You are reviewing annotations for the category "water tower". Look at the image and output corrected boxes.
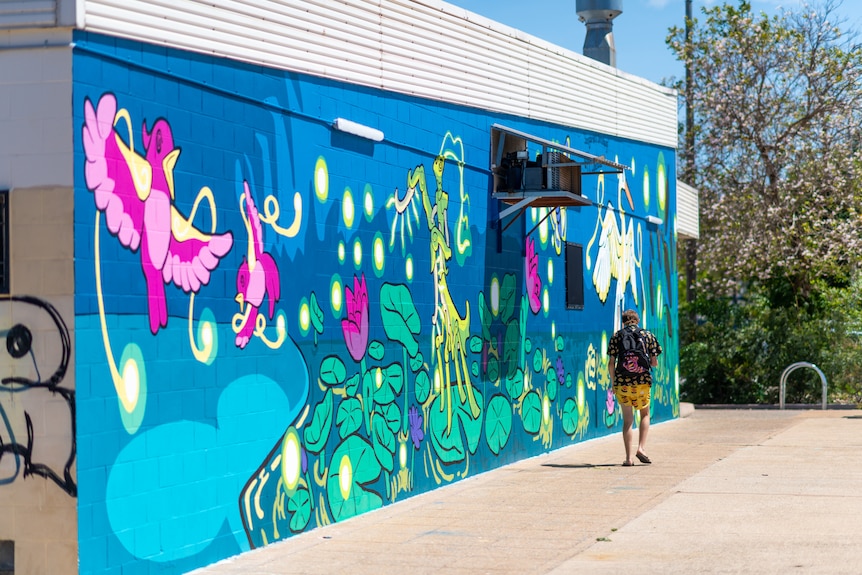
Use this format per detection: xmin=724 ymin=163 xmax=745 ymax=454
xmin=576 ymin=0 xmax=623 ymax=67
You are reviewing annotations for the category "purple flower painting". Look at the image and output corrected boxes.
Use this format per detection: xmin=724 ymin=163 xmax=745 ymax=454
xmin=408 ymin=405 xmax=424 ymax=450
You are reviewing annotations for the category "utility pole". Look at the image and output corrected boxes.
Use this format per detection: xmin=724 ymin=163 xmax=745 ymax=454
xmin=684 ymin=0 xmax=697 ymax=319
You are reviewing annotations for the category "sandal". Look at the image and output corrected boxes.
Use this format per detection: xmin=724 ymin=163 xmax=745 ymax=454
xmin=636 ymin=452 xmax=652 ymax=464
xmin=622 ymin=460 xmax=634 ymax=467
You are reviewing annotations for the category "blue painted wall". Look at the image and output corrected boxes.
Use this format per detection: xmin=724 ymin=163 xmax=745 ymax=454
xmin=73 ymin=31 xmax=679 ymax=574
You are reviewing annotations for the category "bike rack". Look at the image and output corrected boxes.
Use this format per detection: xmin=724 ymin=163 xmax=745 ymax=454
xmin=779 ymin=362 xmax=827 ymax=410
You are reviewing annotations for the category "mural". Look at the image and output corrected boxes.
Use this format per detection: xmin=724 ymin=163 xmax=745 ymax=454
xmin=82 ymin=93 xmax=234 ymax=335
xmin=73 ymin=34 xmax=677 ymax=574
xmin=0 ymin=295 xmax=76 ymax=496
xmin=234 ymin=182 xmax=282 ymax=350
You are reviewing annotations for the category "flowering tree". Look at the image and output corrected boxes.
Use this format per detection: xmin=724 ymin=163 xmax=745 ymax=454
xmin=667 ymin=1 xmax=862 ymax=404
xmin=668 ymin=0 xmax=862 ymax=302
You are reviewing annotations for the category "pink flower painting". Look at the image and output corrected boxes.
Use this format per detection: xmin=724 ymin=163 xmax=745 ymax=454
xmin=341 ymin=274 xmax=369 ymax=362
xmin=525 ymin=237 xmax=542 ymax=314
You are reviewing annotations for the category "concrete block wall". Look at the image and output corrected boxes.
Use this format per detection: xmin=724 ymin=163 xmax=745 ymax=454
xmin=0 ymin=186 xmax=77 ymax=575
xmin=0 ymin=42 xmax=77 ymax=575
xmin=0 ymin=47 xmax=73 ymax=190
xmin=71 ymin=30 xmax=679 ymax=575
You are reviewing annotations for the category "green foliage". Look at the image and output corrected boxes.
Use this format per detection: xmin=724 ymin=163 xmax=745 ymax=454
xmin=668 ymin=0 xmax=862 ymax=299
xmin=532 ymin=349 xmax=543 ymax=373
xmin=671 ymin=1 xmax=862 ymax=405
xmin=680 ymin=274 xmax=862 ymax=404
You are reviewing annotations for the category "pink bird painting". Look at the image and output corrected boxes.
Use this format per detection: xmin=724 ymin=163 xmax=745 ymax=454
xmin=82 ymin=93 xmax=234 ymax=334
xmin=234 ymin=181 xmax=281 ymax=349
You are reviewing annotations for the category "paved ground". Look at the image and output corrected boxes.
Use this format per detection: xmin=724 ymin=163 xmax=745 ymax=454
xmin=190 ymin=406 xmax=862 ymax=575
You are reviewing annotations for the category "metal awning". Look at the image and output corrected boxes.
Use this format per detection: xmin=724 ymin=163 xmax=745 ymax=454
xmin=490 ymin=124 xmax=630 ymax=228
xmin=491 ymin=123 xmax=630 ymax=173
xmin=494 ymin=190 xmax=590 ymax=222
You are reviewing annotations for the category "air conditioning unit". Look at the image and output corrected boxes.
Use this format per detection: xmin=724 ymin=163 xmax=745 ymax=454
xmin=546 ymin=152 xmax=581 ymax=195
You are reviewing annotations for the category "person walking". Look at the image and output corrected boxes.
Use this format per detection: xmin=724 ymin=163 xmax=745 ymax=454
xmin=607 ymin=309 xmax=662 ymax=466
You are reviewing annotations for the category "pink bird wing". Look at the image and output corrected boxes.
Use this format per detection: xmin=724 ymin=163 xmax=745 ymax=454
xmin=243 ymin=182 xmax=264 ymax=260
xmin=82 ymin=93 xmax=147 ymax=251
xmin=258 ymin=251 xmax=281 ymax=318
xmin=162 ymin=206 xmax=234 ymax=293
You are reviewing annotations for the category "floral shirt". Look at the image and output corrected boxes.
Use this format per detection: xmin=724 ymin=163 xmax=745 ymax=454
xmin=607 ymin=325 xmax=662 ymax=386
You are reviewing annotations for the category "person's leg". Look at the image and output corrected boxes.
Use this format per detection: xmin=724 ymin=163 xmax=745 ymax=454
xmin=636 ymin=405 xmax=650 ymax=459
xmin=621 ymin=404 xmax=634 ymax=465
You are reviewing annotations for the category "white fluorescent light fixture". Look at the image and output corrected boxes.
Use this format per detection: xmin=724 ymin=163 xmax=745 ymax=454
xmin=332 ymin=118 xmax=384 ymax=142
xmin=646 ymin=215 xmax=663 ymax=226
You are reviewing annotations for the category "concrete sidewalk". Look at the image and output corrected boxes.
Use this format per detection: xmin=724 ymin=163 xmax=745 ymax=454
xmin=190 ymin=408 xmax=862 ymax=575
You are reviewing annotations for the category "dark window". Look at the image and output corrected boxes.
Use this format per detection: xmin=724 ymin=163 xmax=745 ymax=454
xmin=566 ymin=242 xmax=584 ymax=310
xmin=0 ymin=191 xmax=7 ymax=294
xmin=0 ymin=539 xmax=12 ymax=575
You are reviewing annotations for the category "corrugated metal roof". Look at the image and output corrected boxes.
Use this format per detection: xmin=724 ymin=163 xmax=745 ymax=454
xmin=75 ymin=0 xmax=678 ymax=148
xmin=0 ymin=0 xmax=57 ymax=29
xmin=676 ymin=180 xmax=699 ymax=240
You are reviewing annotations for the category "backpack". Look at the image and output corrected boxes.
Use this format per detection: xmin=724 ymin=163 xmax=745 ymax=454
xmin=616 ymin=326 xmax=651 ymax=376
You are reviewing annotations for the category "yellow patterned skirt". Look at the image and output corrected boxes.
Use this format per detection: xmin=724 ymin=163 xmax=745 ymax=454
xmin=613 ymin=382 xmax=651 ymax=409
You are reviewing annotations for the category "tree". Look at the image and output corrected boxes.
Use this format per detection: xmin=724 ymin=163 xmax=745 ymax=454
xmin=667 ymin=1 xmax=862 ymax=404
xmin=668 ymin=0 xmax=862 ymax=302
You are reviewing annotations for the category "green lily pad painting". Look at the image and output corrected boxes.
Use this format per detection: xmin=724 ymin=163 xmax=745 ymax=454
xmin=485 ymin=394 xmax=512 ymax=455
xmin=304 ymin=389 xmax=334 ymax=454
xmin=521 ymin=390 xmax=542 ymax=434
xmin=327 ymin=436 xmax=383 ymax=522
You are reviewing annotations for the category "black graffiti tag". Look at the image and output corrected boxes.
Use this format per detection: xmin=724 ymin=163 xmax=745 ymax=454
xmin=0 ymin=295 xmax=76 ymax=497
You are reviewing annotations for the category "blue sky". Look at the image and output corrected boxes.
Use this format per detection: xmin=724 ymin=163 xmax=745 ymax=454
xmin=444 ymin=0 xmax=862 ymax=85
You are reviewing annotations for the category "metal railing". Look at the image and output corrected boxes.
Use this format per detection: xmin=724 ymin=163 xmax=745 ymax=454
xmin=779 ymin=362 xmax=828 ymax=410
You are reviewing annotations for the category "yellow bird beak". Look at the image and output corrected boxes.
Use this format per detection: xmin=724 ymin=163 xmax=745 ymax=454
xmin=163 ymin=148 xmax=181 ymax=200
xmin=622 ymin=180 xmax=634 ymax=211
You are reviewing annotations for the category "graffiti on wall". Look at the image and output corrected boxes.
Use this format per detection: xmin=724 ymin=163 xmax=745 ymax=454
xmin=0 ymin=295 xmax=76 ymax=496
